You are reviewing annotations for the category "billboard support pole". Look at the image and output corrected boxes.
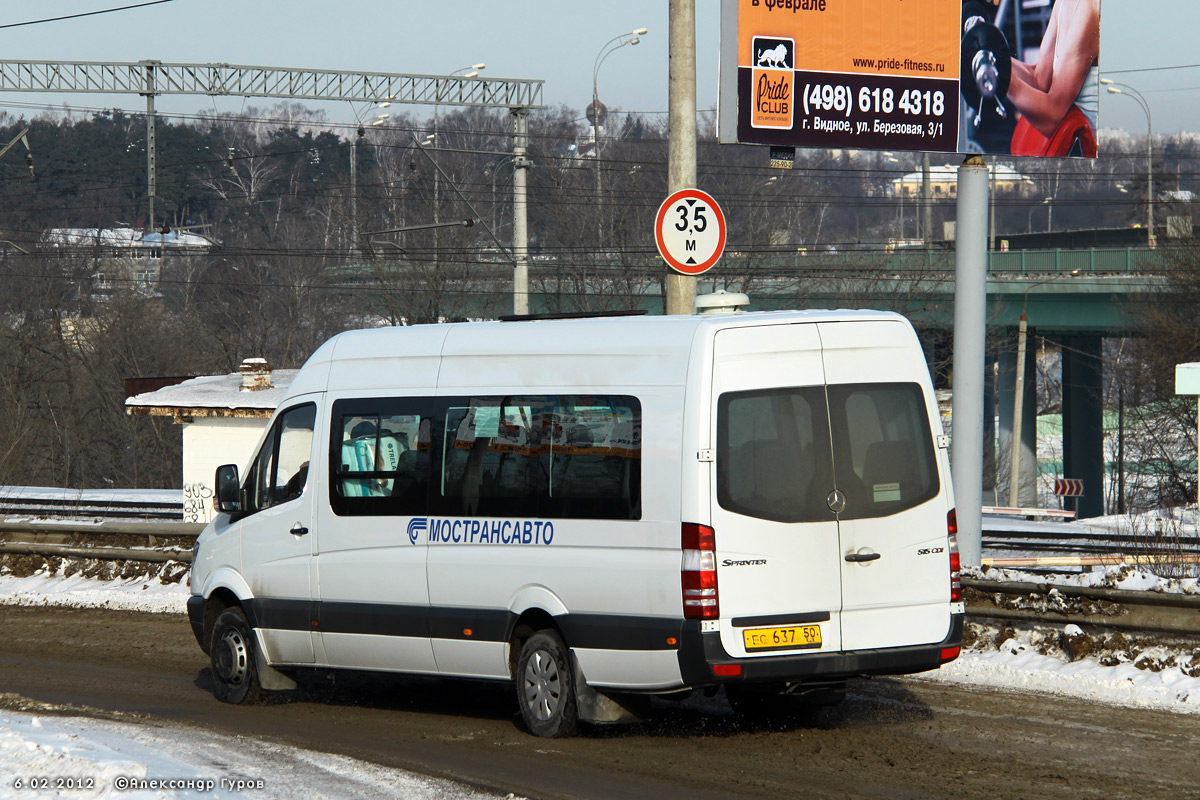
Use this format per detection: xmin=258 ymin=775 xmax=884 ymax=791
xmin=665 ymin=0 xmax=697 ymax=315
xmin=953 ymin=156 xmax=989 ymax=567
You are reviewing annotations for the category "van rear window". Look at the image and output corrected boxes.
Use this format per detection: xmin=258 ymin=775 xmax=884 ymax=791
xmin=827 ymin=383 xmax=939 ymax=520
xmin=717 ymin=387 xmax=833 ymax=523
xmin=717 ymin=383 xmax=938 ymax=523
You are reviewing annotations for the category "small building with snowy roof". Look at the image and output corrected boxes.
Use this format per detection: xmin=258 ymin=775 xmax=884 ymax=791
xmin=42 ymin=226 xmax=215 ymax=289
xmin=126 ymin=359 xmax=293 ymax=522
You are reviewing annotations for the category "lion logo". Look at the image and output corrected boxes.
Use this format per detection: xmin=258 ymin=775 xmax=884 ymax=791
xmin=756 ymin=43 xmax=790 ymax=69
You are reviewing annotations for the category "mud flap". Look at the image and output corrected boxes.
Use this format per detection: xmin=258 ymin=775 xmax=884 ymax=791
xmin=254 ymin=645 xmax=298 ymax=692
xmin=571 ymin=653 xmax=649 ymax=725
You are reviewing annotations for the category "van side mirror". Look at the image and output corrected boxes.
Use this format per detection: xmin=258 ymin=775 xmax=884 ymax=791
xmin=214 ymin=464 xmax=242 ymax=513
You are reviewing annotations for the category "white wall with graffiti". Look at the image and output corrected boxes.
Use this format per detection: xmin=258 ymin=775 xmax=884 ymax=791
xmin=181 ymin=417 xmax=270 ymax=523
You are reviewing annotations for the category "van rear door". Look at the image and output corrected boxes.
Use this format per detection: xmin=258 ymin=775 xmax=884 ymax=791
xmin=710 ymin=324 xmax=844 ymax=657
xmin=817 ymin=320 xmax=951 ymax=651
xmin=710 ymin=319 xmax=951 ymax=660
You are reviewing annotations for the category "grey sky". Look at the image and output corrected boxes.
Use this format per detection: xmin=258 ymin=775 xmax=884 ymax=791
xmin=0 ymin=1 xmax=1195 ymax=138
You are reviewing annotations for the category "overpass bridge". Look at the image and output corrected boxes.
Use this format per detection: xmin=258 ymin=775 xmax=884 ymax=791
xmin=558 ymin=245 xmax=1168 ymax=519
xmin=736 ymin=245 xmax=1172 ymax=519
xmin=741 ymin=246 xmax=1164 ymax=336
xmin=340 ymin=244 xmax=1177 ymax=519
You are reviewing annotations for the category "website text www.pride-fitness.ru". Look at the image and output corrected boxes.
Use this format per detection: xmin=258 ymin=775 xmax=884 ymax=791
xmin=851 ymin=57 xmax=945 ymax=73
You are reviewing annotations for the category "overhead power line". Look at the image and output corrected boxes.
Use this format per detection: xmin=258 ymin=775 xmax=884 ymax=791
xmin=1105 ymin=63 xmax=1200 ymax=75
xmin=0 ymin=0 xmax=174 ymax=30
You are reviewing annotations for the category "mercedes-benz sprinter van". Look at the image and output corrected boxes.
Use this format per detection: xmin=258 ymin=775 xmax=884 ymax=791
xmin=189 ymin=309 xmax=963 ymax=737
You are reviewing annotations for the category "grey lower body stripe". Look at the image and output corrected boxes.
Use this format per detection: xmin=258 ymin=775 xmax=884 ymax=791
xmin=245 ymin=598 xmax=681 ymax=651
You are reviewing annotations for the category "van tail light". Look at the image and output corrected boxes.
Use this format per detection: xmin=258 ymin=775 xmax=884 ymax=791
xmin=947 ymin=509 xmax=962 ymax=602
xmin=682 ymin=523 xmax=719 ymax=620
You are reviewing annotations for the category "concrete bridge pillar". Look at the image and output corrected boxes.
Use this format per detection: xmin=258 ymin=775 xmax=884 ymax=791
xmin=983 ymin=358 xmax=997 ymax=505
xmin=997 ymin=345 xmax=1039 ymax=507
xmin=1062 ymin=335 xmax=1105 ymax=518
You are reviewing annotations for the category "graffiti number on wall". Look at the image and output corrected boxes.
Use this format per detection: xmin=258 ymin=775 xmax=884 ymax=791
xmin=183 ymin=482 xmax=214 ymax=523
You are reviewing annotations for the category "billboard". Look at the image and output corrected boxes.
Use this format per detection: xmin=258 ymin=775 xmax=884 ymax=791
xmin=718 ymin=0 xmax=1100 ymax=158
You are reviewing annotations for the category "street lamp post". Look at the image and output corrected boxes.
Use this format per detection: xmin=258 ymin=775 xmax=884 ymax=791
xmin=592 ymin=28 xmax=647 ymax=245
xmin=1008 ymin=270 xmax=1080 ymax=507
xmin=1102 ymin=79 xmax=1153 ymax=246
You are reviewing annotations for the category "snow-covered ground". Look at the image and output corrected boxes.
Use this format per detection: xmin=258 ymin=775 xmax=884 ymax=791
xmin=0 ymin=574 xmax=520 ymax=800
xmin=2 ymin=536 xmax=1200 ymax=797
xmin=0 ymin=571 xmax=187 ymax=614
xmin=917 ymin=626 xmax=1200 ymax=715
xmin=0 ymin=710 xmax=515 ymax=800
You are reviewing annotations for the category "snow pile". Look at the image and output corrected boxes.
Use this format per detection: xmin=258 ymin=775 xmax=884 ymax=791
xmin=952 ymin=562 xmax=1200 ymax=713
xmin=921 ymin=627 xmax=1200 ymax=715
xmin=0 ymin=711 xmax=517 ymax=800
xmin=0 ymin=569 xmax=188 ymax=614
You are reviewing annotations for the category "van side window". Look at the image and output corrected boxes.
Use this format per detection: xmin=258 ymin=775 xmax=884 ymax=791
xmin=440 ymin=395 xmax=641 ymax=521
xmin=717 ymin=388 xmax=833 ymax=523
xmin=242 ymin=403 xmax=317 ymax=514
xmin=329 ymin=395 xmax=641 ymax=520
xmin=330 ymin=400 xmax=436 ymax=516
xmin=544 ymin=396 xmax=641 ymax=520
xmin=442 ymin=398 xmax=546 ymax=517
xmin=826 ymin=383 xmax=938 ymax=520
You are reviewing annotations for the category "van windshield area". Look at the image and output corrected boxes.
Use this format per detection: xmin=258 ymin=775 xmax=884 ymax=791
xmin=717 ymin=383 xmax=938 ymax=523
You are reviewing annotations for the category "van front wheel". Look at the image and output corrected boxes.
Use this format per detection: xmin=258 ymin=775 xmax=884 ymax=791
xmin=516 ymin=630 xmax=578 ymax=738
xmin=210 ymin=607 xmax=264 ymax=705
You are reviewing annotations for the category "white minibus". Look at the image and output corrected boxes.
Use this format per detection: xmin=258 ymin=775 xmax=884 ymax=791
xmin=189 ymin=309 xmax=963 ymax=737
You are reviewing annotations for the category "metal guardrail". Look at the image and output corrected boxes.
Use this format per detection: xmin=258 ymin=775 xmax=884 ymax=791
xmin=3 ymin=523 xmax=1197 ymax=637
xmin=0 ymin=541 xmax=191 ymax=563
xmin=0 ymin=519 xmax=200 ymax=564
xmin=962 ymin=577 xmax=1200 ymax=638
xmin=0 ymin=495 xmax=183 ymax=522
xmin=0 ymin=519 xmax=201 ymax=538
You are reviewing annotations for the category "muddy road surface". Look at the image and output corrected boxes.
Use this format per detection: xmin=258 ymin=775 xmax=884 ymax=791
xmin=0 ymin=605 xmax=1196 ymax=800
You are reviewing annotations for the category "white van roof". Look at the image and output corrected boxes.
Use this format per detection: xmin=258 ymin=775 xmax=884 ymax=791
xmin=284 ymin=309 xmax=909 ymax=400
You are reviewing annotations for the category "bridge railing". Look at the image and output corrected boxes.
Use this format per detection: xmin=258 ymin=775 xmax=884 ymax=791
xmin=720 ymin=247 xmax=1164 ymax=276
xmin=986 ymin=247 xmax=1160 ymax=276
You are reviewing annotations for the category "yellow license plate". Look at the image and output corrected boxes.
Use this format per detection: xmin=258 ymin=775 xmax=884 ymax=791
xmin=743 ymin=624 xmax=822 ymax=652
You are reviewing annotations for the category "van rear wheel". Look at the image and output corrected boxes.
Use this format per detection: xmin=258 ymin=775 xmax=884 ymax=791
xmin=210 ymin=607 xmax=264 ymax=705
xmin=516 ymin=630 xmax=578 ymax=738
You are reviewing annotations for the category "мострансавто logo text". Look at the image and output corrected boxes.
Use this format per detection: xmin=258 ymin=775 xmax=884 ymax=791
xmin=407 ymin=517 xmax=555 ymax=546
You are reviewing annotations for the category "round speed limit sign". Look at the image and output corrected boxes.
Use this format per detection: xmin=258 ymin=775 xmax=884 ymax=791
xmin=654 ymin=188 xmax=727 ymax=275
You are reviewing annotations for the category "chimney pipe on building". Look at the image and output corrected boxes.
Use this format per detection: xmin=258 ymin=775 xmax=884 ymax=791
xmin=238 ymin=358 xmax=272 ymax=391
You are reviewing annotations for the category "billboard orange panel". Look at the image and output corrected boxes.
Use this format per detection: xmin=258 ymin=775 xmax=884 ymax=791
xmin=719 ymin=0 xmax=1101 ymax=158
xmin=737 ymin=0 xmax=960 ymax=80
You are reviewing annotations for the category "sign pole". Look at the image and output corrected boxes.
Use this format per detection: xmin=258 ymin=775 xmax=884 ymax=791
xmin=665 ymin=0 xmax=697 ymax=315
xmin=953 ymin=156 xmax=989 ymax=568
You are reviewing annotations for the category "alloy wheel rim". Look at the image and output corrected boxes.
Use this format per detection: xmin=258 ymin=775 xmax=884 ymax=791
xmin=523 ymin=649 xmax=561 ymax=721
